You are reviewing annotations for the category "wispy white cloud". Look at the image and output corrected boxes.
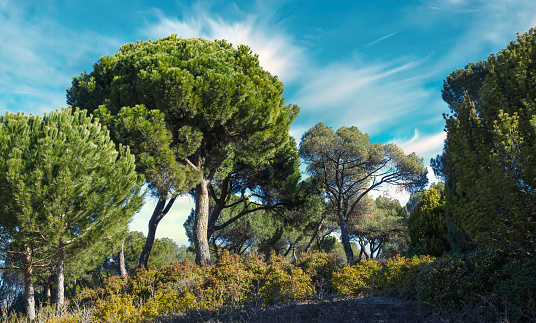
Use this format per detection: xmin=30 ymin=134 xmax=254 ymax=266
xmin=425 ymin=0 xmax=536 ymax=71
xmin=394 ymin=129 xmax=447 ymax=163
xmin=142 ymin=5 xmax=305 ymax=83
xmin=0 ymin=1 xmax=123 ymax=113
xmin=291 ymin=53 xmax=438 ymax=137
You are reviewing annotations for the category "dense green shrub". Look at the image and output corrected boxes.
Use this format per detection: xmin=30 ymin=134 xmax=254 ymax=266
xmin=6 ymin=250 xmax=536 ymax=321
xmin=154 ymin=260 xmax=205 ymax=289
xmin=206 ymin=250 xmax=255 ymax=306
xmin=139 ymin=285 xmax=198 ymax=319
xmin=495 ymin=256 xmax=536 ymax=319
xmin=414 ymin=250 xmax=536 ymax=320
xmin=92 ymin=293 xmax=138 ymax=323
xmin=416 ymin=251 xmax=507 ymax=307
xmin=101 ymin=275 xmax=129 ymax=295
xmin=127 ymin=266 xmax=160 ymax=300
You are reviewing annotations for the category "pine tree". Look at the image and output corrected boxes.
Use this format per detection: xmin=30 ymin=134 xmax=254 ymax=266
xmin=67 ymin=36 xmax=298 ymax=265
xmin=0 ymin=109 xmax=144 ymax=317
xmin=440 ymin=28 xmax=536 ymax=255
xmin=299 ymin=123 xmax=427 ymax=262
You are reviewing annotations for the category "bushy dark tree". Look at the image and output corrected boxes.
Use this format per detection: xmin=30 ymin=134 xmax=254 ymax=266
xmin=439 ymin=28 xmax=536 ymax=255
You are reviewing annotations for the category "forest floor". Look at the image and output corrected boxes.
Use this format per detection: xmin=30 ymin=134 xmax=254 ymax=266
xmin=153 ymin=294 xmax=503 ymax=323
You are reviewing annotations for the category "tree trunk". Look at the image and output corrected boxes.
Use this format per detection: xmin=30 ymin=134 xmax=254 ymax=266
xmin=56 ymin=240 xmax=65 ymax=309
xmin=305 ymin=213 xmax=328 ymax=253
xmin=338 ymin=215 xmax=354 ymax=263
xmin=119 ymin=240 xmax=127 ymax=276
xmin=22 ymin=245 xmax=35 ymax=320
xmin=358 ymin=242 xmax=365 ymax=261
xmin=139 ymin=195 xmax=176 ymax=268
xmin=212 ymin=239 xmax=220 ymax=261
xmin=206 ymin=176 xmax=230 ymax=240
xmin=194 ymin=178 xmax=211 ymax=265
xmin=284 ymin=244 xmax=293 ymax=257
xmin=45 ymin=273 xmax=53 ymax=301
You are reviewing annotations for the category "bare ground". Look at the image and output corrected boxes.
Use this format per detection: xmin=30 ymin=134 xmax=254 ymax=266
xmin=153 ymin=295 xmax=509 ymax=323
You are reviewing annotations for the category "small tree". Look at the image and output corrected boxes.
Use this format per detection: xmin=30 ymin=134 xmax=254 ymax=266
xmin=0 ymin=109 xmax=144 ymax=317
xmin=407 ymin=183 xmax=450 ymax=257
xmin=299 ymin=123 xmax=427 ymax=263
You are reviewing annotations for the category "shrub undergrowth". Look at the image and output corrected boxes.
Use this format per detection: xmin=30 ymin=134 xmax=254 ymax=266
xmin=2 ymin=250 xmax=534 ymax=322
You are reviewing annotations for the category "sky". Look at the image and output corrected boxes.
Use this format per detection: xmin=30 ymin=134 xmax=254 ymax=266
xmin=1 ymin=0 xmax=535 ymax=246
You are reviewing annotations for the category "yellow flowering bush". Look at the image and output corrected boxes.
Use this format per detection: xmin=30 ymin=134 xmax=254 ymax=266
xmin=91 ymin=293 xmax=138 ymax=323
xmin=205 ymin=250 xmax=255 ymax=307
xmin=331 ymin=259 xmax=381 ymax=295
xmin=259 ymin=254 xmax=314 ymax=304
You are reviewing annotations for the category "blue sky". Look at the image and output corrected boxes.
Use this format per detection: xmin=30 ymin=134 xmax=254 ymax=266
xmin=1 ymin=0 xmax=535 ymax=246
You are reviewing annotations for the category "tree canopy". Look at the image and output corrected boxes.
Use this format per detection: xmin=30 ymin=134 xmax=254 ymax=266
xmin=67 ymin=35 xmax=299 ymax=265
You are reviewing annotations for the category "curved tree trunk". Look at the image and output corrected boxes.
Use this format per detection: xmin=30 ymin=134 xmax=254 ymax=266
xmin=139 ymin=195 xmax=177 ymax=268
xmin=305 ymin=212 xmax=328 ymax=253
xmin=22 ymin=245 xmax=35 ymax=320
xmin=194 ymin=178 xmax=211 ymax=265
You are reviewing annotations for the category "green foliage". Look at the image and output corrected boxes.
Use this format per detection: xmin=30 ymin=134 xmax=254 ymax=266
xmin=5 ymin=250 xmax=535 ymax=321
xmin=91 ymin=293 xmax=138 ymax=323
xmin=71 ymin=250 xmax=314 ymax=319
xmin=206 ymin=251 xmax=255 ymax=306
xmin=331 ymin=255 xmax=436 ymax=298
xmin=350 ymin=196 xmax=409 ymax=259
xmin=0 ymin=109 xmax=144 ymax=253
xmin=416 ymin=251 xmax=507 ymax=308
xmin=378 ymin=255 xmax=435 ymax=298
xmin=440 ymin=28 xmax=536 ymax=254
xmin=0 ymin=108 xmax=144 ymax=316
xmin=414 ymin=251 xmax=536 ymax=319
xmin=119 ymin=231 xmax=183 ymax=272
xmin=111 ymin=105 xmax=198 ymax=198
xmin=259 ymin=254 xmax=314 ymax=304
xmin=209 ymin=201 xmax=282 ymax=257
xmin=408 ymin=183 xmax=450 ymax=256
xmin=442 ymin=61 xmax=489 ymax=112
xmin=495 ymin=256 xmax=536 ymax=318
